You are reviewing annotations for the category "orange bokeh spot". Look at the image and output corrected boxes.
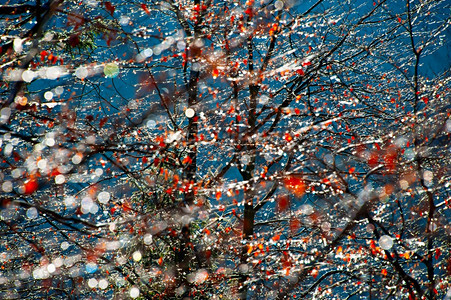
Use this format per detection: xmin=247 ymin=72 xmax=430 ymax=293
xmin=283 ymin=176 xmax=306 ymax=197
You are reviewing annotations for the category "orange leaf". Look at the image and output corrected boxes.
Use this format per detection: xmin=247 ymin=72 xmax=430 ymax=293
xmin=283 ymin=176 xmax=306 ymax=197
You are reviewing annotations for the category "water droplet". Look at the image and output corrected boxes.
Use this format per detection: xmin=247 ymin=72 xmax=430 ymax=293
xmin=85 ymin=262 xmax=98 ymax=274
xmin=104 ymin=62 xmax=119 ymax=78
xmin=97 ymin=191 xmax=110 ymax=204
xmin=44 ymin=91 xmax=54 ymax=100
xmin=54 ymin=86 xmax=64 ymax=95
xmin=22 ymin=70 xmax=35 ymax=82
xmin=75 ymin=66 xmax=88 ymax=79
xmin=132 ymin=251 xmax=142 ymax=262
xmin=143 ymin=234 xmax=153 ymax=245
xmin=13 ymin=38 xmax=23 ymax=53
xmin=61 ymin=241 xmax=70 ymax=250
xmin=2 ymin=181 xmax=13 ymax=193
xmin=185 ymin=108 xmax=195 ymax=118
xmin=129 ymin=287 xmax=140 ymax=298
xmin=55 ymin=174 xmax=65 ymax=185
xmin=275 ymin=0 xmax=284 ymax=10
xmin=146 ymin=119 xmax=156 ymax=128
xmin=26 ymin=207 xmax=38 ymax=219
xmin=98 ymin=278 xmax=108 ymax=289
xmin=378 ymin=235 xmax=393 ymax=250
xmin=72 ymin=153 xmax=83 ymax=164
xmin=47 ymin=264 xmax=56 ymax=273
xmin=88 ymin=278 xmax=98 ymax=288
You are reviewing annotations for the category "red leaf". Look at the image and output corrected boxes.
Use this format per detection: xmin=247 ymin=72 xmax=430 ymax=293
xmin=104 ymin=1 xmax=115 ymax=16
xmin=99 ymin=117 xmax=108 ymax=128
xmin=40 ymin=50 xmax=48 ymax=61
xmin=277 ymin=195 xmax=290 ymax=212
xmin=368 ymin=151 xmax=379 ymax=167
xmin=141 ymin=3 xmax=150 ymax=14
xmin=24 ymin=179 xmax=38 ymax=195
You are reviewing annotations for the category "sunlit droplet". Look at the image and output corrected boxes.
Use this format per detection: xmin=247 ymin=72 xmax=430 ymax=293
xmin=75 ymin=66 xmax=89 ymax=79
xmin=61 ymin=241 xmax=70 ymax=250
xmin=144 ymin=234 xmax=153 ymax=245
xmin=104 ymin=62 xmax=119 ymax=78
xmin=97 ymin=191 xmax=110 ymax=204
xmin=88 ymin=278 xmax=98 ymax=288
xmin=2 ymin=181 xmax=13 ymax=193
xmin=72 ymin=153 xmax=83 ymax=164
xmin=98 ymin=278 xmax=108 ymax=289
xmin=22 ymin=70 xmax=35 ymax=82
xmin=26 ymin=207 xmax=38 ymax=219
xmin=275 ymin=0 xmax=284 ymax=10
xmin=130 ymin=287 xmax=140 ymax=298
xmin=378 ymin=235 xmax=393 ymax=250
xmin=47 ymin=264 xmax=56 ymax=273
xmin=132 ymin=251 xmax=142 ymax=262
xmin=44 ymin=91 xmax=54 ymax=100
xmin=185 ymin=108 xmax=195 ymax=118
xmin=13 ymin=38 xmax=23 ymax=53
xmin=55 ymin=174 xmax=65 ymax=185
